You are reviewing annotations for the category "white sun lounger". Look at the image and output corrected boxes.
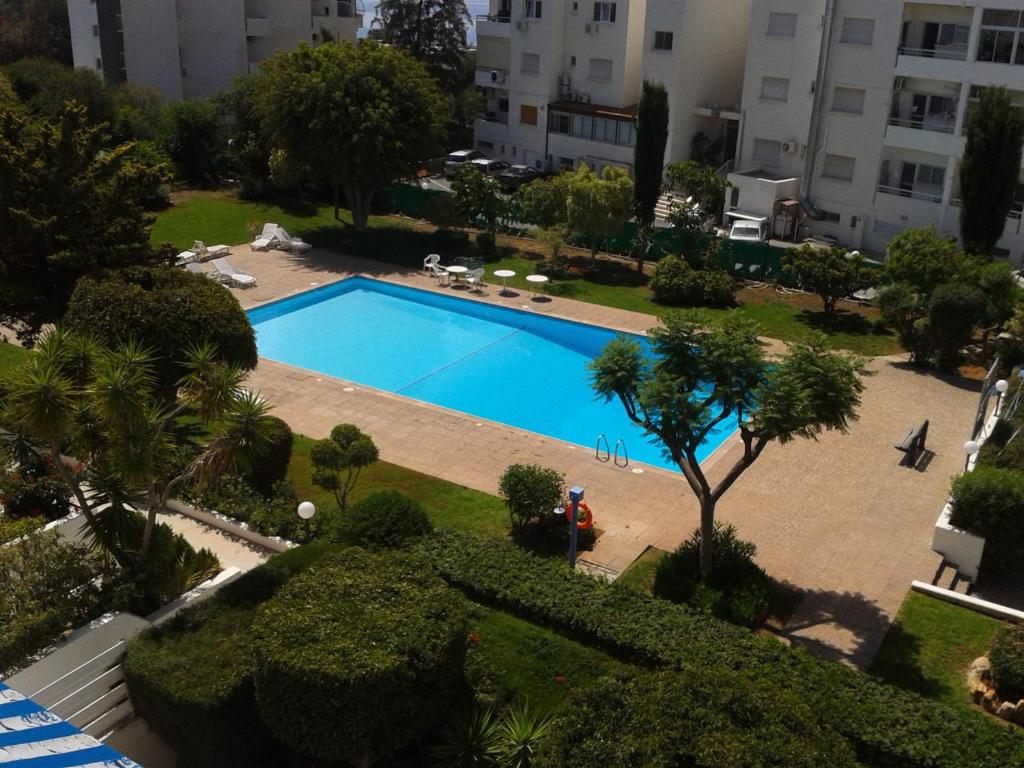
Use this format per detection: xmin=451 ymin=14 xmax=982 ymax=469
xmin=212 ymin=258 xmax=257 ymax=288
xmin=251 ymin=222 xmax=280 ymax=251
xmin=274 ymin=226 xmax=311 ymax=252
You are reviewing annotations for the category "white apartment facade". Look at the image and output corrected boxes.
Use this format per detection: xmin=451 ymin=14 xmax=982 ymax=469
xmin=727 ymin=0 xmax=1024 ymax=262
xmin=67 ymin=0 xmax=363 ymax=100
xmin=473 ymin=0 xmax=752 ymax=175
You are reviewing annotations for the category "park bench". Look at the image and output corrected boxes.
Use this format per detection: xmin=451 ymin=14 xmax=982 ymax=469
xmin=895 ymin=420 xmax=929 ymax=467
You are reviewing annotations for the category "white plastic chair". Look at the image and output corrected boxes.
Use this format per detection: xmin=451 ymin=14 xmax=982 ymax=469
xmin=423 ymin=253 xmax=441 ymax=274
xmin=430 ymin=263 xmax=450 ymax=286
xmin=466 ymin=268 xmax=485 ymax=293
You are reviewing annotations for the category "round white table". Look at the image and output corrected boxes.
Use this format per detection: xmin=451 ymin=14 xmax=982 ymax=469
xmin=494 ymin=269 xmax=516 ymax=295
xmin=445 ymin=264 xmax=468 ymax=285
xmin=525 ymin=274 xmax=549 ymax=297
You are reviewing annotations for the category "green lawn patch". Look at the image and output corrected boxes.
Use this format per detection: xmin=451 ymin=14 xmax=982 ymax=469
xmin=0 ymin=343 xmax=29 ymax=375
xmin=153 ymin=191 xmax=900 ymax=355
xmin=615 ymin=546 xmax=668 ymax=594
xmin=869 ymin=591 xmax=1006 ymax=715
xmin=287 ymin=435 xmax=508 ymax=539
xmin=467 ymin=603 xmax=625 ymax=712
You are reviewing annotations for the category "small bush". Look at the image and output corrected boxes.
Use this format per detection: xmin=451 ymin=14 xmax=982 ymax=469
xmin=536 ymin=669 xmax=862 ymax=768
xmin=246 ymin=416 xmax=293 ymax=496
xmin=498 ymin=464 xmax=565 ymax=531
xmin=0 ymin=454 xmax=71 ymax=521
xmin=328 ymin=489 xmax=433 ymax=548
xmin=949 ymin=466 xmax=1024 ymax=575
xmin=192 ymin=475 xmax=304 ymax=541
xmin=991 ymin=624 xmax=1024 ymax=702
xmin=650 ymin=255 xmax=735 ymax=308
xmin=477 ymin=231 xmax=496 ymax=255
xmin=653 ymin=523 xmax=771 ymax=626
xmin=253 ymin=551 xmax=467 ymax=765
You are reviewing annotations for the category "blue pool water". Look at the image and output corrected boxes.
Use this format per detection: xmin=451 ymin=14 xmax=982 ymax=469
xmin=248 ymin=277 xmax=735 ymax=471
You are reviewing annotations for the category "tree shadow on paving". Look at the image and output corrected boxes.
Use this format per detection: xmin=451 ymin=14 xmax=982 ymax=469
xmin=772 ymin=584 xmax=893 ymax=668
xmin=887 ymin=360 xmax=985 ymax=394
xmin=795 ymin=309 xmax=887 ymax=338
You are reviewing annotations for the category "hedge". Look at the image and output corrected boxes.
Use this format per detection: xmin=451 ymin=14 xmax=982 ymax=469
xmin=416 ymin=530 xmax=1024 ymax=768
xmin=122 ymin=543 xmax=338 ymax=768
xmin=245 ymin=416 xmax=293 ymax=496
xmin=252 ymin=550 xmax=466 ymax=765
xmin=0 ymin=608 xmax=66 ymax=675
xmin=328 ymin=489 xmax=433 ymax=549
xmin=949 ymin=466 xmax=1024 ymax=575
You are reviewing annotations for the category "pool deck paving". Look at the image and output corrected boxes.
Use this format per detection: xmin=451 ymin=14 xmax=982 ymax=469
xmin=213 ymin=246 xmax=979 ymax=668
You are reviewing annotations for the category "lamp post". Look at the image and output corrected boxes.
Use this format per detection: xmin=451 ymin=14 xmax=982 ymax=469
xmin=995 ymin=378 xmax=1010 ymax=416
xmin=297 ymin=501 xmax=316 ymax=543
xmin=963 ymin=440 xmax=980 ymax=472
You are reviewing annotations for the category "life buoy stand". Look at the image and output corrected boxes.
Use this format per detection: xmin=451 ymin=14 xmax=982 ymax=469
xmin=568 ymin=501 xmax=594 ymax=531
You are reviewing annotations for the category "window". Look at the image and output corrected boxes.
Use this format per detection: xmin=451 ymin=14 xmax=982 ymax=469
xmin=92 ymin=24 xmax=99 ymax=36
xmin=617 ymin=120 xmax=636 ymax=146
xmin=549 ymin=111 xmax=571 ymax=134
xmin=560 ymin=156 xmax=575 ymax=169
xmin=521 ymin=53 xmax=540 ymax=75
xmin=752 ymin=139 xmax=781 ymax=168
xmin=832 ymin=86 xmax=866 ymax=114
xmin=498 ymin=97 xmax=509 ymax=112
xmin=595 ymin=117 xmax=617 ymax=143
xmin=760 ymin=77 xmax=790 ymax=102
xmin=654 ymin=31 xmax=673 ymax=50
xmin=588 ymin=57 xmax=612 ymax=81
xmin=570 ymin=113 xmax=593 ymax=139
xmin=524 ymin=0 xmax=542 ymax=19
xmin=916 ymin=164 xmax=946 ymax=187
xmin=822 ymin=153 xmax=856 ymax=181
xmin=95 ymin=57 xmax=103 ymax=70
xmin=570 ymin=55 xmax=576 ymax=66
xmin=977 ymin=10 xmax=1024 ymax=65
xmin=520 ymin=104 xmax=538 ymax=125
xmin=766 ymin=12 xmax=797 ymax=38
xmin=593 ymin=2 xmax=616 ymax=22
xmin=840 ymin=17 xmax=875 ymax=45
xmin=478 ymin=140 xmax=494 ymax=150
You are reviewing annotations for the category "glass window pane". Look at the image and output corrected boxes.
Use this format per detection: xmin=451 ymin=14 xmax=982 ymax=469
xmin=832 ymin=86 xmax=866 ymax=114
xmin=823 ymin=153 xmax=856 ymax=181
xmin=840 ymin=17 xmax=875 ymax=45
xmin=752 ymin=139 xmax=781 ymax=167
xmin=760 ymin=76 xmax=790 ymax=101
xmin=767 ymin=12 xmax=796 ymax=37
xmin=588 ymin=58 xmax=613 ymax=81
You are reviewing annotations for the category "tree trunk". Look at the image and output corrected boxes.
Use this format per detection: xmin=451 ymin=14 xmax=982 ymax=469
xmin=698 ymin=495 xmax=716 ymax=579
xmin=332 ymin=184 xmax=341 ymax=221
xmin=346 ymin=186 xmax=374 ymax=232
xmin=140 ymin=486 xmax=159 ymax=564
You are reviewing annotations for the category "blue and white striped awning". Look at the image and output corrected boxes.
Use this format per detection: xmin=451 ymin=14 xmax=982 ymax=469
xmin=0 ymin=683 xmax=139 ymax=767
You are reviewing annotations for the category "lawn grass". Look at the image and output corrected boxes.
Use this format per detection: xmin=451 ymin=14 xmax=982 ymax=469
xmin=0 ymin=343 xmax=29 ymax=374
xmin=286 ymin=435 xmax=509 ymax=538
xmin=615 ymin=546 xmax=668 ymax=594
xmin=152 ymin=191 xmax=901 ymax=355
xmin=466 ymin=602 xmax=626 ymax=712
xmin=868 ymin=591 xmax=1006 ymax=715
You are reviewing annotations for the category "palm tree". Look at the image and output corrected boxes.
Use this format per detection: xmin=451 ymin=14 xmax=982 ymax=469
xmin=0 ymin=329 xmax=278 ymax=564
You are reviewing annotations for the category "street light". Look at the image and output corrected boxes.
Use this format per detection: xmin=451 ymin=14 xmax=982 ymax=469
xmin=963 ymin=440 xmax=980 ymax=471
xmin=297 ymin=501 xmax=316 ymax=542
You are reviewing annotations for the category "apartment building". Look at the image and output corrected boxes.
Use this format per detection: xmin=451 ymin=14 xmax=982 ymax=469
xmin=473 ymin=0 xmax=752 ymax=175
xmin=67 ymin=0 xmax=363 ymax=101
xmin=727 ymin=0 xmax=1024 ymax=262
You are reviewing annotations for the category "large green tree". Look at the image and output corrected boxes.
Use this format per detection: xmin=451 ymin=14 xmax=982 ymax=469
xmin=960 ymin=87 xmax=1024 ymax=256
xmin=0 ymin=0 xmax=72 ymax=65
xmin=374 ymin=0 xmax=471 ymax=92
xmin=782 ymin=245 xmax=876 ymax=315
xmin=160 ymin=98 xmax=226 ymax=186
xmin=0 ymin=329 xmax=278 ymax=563
xmin=515 ymin=173 xmax=571 ymax=229
xmin=590 ymin=313 xmax=865 ymax=577
xmin=633 ymin=81 xmax=669 ymax=227
xmin=451 ymin=164 xmax=505 ymax=236
xmin=665 ymin=160 xmax=729 ymax=218
xmin=566 ymin=163 xmax=634 ymax=263
xmin=252 ymin=41 xmax=447 ymax=229
xmin=3 ymin=57 xmax=111 ymax=123
xmin=0 ymin=102 xmax=169 ymax=342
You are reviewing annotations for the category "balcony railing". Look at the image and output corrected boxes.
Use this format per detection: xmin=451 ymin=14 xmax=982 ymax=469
xmin=898 ymin=44 xmax=968 ymax=61
xmin=476 ymin=112 xmax=509 ymax=125
xmin=877 ymin=184 xmax=943 ymax=203
xmin=337 ymin=0 xmax=363 ymax=19
xmin=476 ymin=13 xmax=511 ymax=23
xmin=887 ymin=115 xmax=957 ymax=134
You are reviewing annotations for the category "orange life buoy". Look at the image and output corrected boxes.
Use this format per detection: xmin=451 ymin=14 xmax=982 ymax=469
xmin=568 ymin=501 xmax=593 ymax=531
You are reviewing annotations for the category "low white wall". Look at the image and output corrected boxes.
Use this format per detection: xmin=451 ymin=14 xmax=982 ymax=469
xmin=911 ymin=580 xmax=1024 ymax=623
xmin=165 ymin=498 xmax=295 ymax=553
xmin=931 ymin=503 xmax=985 ymax=583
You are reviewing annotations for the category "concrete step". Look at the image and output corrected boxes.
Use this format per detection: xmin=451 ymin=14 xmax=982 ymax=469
xmin=576 ymin=559 xmax=620 ymax=582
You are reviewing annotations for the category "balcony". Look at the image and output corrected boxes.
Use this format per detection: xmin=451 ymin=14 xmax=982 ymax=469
xmin=475 ymin=115 xmax=509 ymax=145
xmin=476 ymin=14 xmax=511 ymax=39
xmin=476 ymin=67 xmax=509 ymax=88
xmin=898 ymin=42 xmax=968 ymax=62
xmin=246 ymin=17 xmax=270 ymax=37
xmin=877 ymin=184 xmax=943 ymax=204
xmin=337 ymin=0 xmax=363 ymax=19
xmin=899 ymin=6 xmax=972 ymax=61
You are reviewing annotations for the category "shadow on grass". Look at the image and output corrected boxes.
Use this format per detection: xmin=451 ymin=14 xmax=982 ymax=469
xmin=566 ymin=255 xmax=648 ymax=288
xmin=775 ymin=584 xmax=894 ymax=668
xmin=795 ymin=309 xmax=888 ymax=337
xmin=511 ymin=524 xmax=597 ymax=559
xmin=867 ymin=622 xmax=948 ymax=699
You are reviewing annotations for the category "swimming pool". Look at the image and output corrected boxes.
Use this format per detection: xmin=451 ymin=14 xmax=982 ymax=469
xmin=248 ymin=277 xmax=735 ymax=472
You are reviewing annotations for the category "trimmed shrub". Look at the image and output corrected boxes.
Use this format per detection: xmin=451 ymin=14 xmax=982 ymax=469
xmin=416 ymin=530 xmax=1024 ymax=768
xmin=245 ymin=416 xmax=293 ymax=496
xmin=650 ymin=255 xmax=734 ymax=308
xmin=991 ymin=624 xmax=1024 ymax=703
xmin=123 ymin=543 xmax=337 ymax=768
xmin=0 ymin=608 xmax=66 ymax=675
xmin=191 ymin=475 xmax=304 ymax=541
xmin=498 ymin=463 xmax=565 ymax=531
xmin=0 ymin=454 xmax=71 ymax=521
xmin=328 ymin=489 xmax=433 ymax=548
xmin=537 ymin=669 xmax=862 ymax=768
xmin=949 ymin=466 xmax=1024 ymax=575
xmin=477 ymin=231 xmax=496 ymax=255
xmin=252 ymin=551 xmax=467 ymax=765
xmin=653 ymin=523 xmax=771 ymax=626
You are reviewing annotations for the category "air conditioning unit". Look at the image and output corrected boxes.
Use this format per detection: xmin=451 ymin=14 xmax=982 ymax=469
xmin=893 ymin=76 xmax=908 ymax=90
xmin=490 ymin=70 xmax=505 ymax=84
xmin=782 ymin=140 xmax=800 ymax=154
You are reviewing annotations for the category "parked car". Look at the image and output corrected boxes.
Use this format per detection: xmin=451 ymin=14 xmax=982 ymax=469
xmin=728 ymin=219 xmax=768 ymax=242
xmin=470 ymin=158 xmax=511 ymax=177
xmin=444 ymin=149 xmax=485 ymax=178
xmin=498 ymin=164 xmax=541 ymax=191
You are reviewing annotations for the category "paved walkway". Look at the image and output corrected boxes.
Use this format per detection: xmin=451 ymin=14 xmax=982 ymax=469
xmin=212 ymin=246 xmax=978 ymax=668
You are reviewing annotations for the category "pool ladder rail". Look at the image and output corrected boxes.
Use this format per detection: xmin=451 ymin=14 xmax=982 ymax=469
xmin=595 ymin=434 xmax=629 ymax=468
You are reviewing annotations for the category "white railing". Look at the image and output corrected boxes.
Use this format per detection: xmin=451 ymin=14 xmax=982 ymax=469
xmin=898 ymin=44 xmax=968 ymax=61
xmin=877 ymin=184 xmax=943 ymax=203
xmin=887 ymin=116 xmax=957 ymax=134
